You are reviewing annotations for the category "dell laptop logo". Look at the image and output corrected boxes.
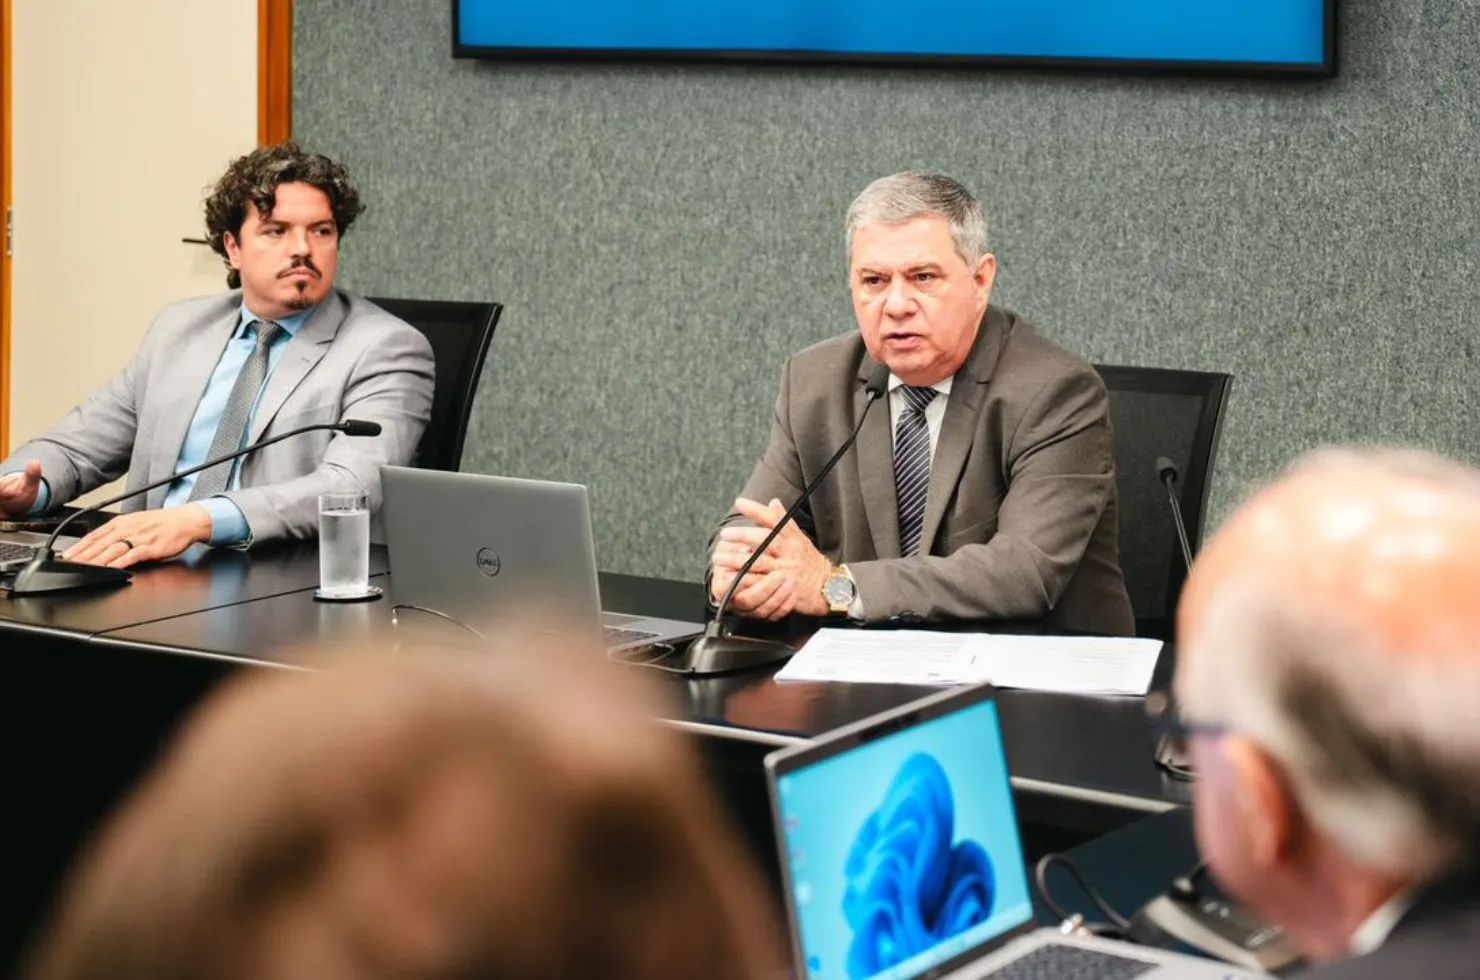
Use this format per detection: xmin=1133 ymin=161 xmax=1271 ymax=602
xmin=476 ymin=548 xmax=501 ymax=577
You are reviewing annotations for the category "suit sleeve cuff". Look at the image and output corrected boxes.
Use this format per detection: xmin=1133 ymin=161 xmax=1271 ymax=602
xmin=26 ymin=478 xmax=53 ymax=516
xmin=199 ymin=496 xmax=252 ymax=546
xmin=844 ymin=564 xmax=866 ymax=622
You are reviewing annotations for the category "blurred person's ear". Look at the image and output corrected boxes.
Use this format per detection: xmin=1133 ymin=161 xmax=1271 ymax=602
xmin=1223 ymin=735 xmax=1302 ymax=870
xmin=1191 ymin=731 xmax=1300 ymax=915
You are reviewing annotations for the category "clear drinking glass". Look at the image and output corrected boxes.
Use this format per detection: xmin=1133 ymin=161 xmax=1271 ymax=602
xmin=318 ymin=491 xmax=370 ymax=597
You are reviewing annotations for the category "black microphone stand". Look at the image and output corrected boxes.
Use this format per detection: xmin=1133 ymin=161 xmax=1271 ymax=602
xmin=9 ymin=421 xmax=377 ymax=596
xmin=1152 ymin=456 xmax=1197 ymax=779
xmin=683 ymin=366 xmax=889 ymax=676
xmin=1156 ymin=456 xmax=1194 ymax=572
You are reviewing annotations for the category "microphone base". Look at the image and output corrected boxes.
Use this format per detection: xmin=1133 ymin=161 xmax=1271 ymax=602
xmin=681 ymin=633 xmax=796 ymax=677
xmin=8 ymin=557 xmax=133 ymax=596
xmin=1127 ymin=895 xmax=1301 ymax=973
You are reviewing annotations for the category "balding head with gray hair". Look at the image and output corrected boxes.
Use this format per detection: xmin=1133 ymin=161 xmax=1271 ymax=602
xmin=1174 ymin=446 xmax=1480 ymax=961
xmin=845 ymin=171 xmax=988 ymax=269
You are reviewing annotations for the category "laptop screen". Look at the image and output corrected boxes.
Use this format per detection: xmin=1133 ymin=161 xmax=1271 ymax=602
xmin=774 ymin=697 xmax=1034 ymax=980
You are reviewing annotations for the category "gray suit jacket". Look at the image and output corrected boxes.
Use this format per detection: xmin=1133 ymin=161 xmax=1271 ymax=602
xmin=715 ymin=306 xmax=1134 ymax=636
xmin=0 ymin=289 xmax=434 ymax=544
xmin=1298 ymin=871 xmax=1480 ymax=979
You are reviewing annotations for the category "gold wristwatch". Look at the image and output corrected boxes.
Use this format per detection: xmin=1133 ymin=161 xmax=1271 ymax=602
xmin=822 ymin=564 xmax=856 ymax=615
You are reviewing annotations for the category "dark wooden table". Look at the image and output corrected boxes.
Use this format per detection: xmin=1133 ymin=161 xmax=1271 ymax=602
xmin=1 ymin=545 xmax=1190 ymax=970
xmin=92 ymin=566 xmax=1188 ymax=817
xmin=90 ymin=560 xmax=1189 ymax=889
xmin=0 ymin=541 xmax=388 ymax=637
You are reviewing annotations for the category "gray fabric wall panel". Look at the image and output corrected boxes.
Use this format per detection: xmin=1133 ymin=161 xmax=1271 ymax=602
xmin=297 ymin=0 xmax=1479 ymax=581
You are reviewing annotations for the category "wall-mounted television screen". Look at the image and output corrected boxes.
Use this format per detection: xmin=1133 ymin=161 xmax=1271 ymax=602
xmin=453 ymin=0 xmax=1335 ymax=76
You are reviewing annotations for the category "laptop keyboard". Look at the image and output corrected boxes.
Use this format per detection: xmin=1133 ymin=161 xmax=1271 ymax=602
xmin=978 ymin=944 xmax=1157 ymax=980
xmin=603 ymin=626 xmax=660 ymax=648
xmin=0 ymin=541 xmax=37 ymax=565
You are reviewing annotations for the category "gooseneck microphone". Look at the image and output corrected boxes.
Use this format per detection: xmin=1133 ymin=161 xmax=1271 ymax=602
xmin=1152 ymin=456 xmax=1197 ymax=781
xmin=337 ymin=420 xmax=383 ymax=438
xmin=9 ymin=419 xmax=383 ymax=596
xmin=682 ymin=361 xmax=892 ymax=676
xmin=1156 ymin=455 xmax=1195 ymax=573
xmin=1169 ymin=859 xmax=1209 ymax=902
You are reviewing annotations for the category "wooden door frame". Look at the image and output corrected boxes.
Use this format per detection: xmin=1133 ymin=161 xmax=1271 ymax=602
xmin=259 ymin=0 xmax=292 ymax=145
xmin=1 ymin=0 xmax=11 ymax=456
xmin=0 ymin=1 xmax=288 ymax=455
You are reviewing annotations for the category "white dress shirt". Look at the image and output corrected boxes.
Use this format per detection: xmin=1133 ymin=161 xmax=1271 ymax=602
xmin=1347 ymin=886 xmax=1417 ymax=957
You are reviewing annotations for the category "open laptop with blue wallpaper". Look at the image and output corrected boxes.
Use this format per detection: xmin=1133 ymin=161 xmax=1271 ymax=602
xmin=764 ymin=684 xmax=1261 ymax=980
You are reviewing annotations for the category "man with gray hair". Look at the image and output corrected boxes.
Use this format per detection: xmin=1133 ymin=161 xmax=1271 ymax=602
xmin=708 ymin=171 xmax=1132 ymax=633
xmin=1173 ymin=447 xmax=1480 ymax=976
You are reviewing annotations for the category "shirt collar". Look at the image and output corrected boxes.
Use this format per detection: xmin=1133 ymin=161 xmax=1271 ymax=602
xmin=1348 ymin=886 xmax=1417 ymax=957
xmin=236 ymin=301 xmax=316 ymax=340
xmin=888 ymin=373 xmax=953 ymax=397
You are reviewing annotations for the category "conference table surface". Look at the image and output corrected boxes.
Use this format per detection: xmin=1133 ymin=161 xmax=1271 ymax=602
xmin=2 ymin=541 xmax=1190 ymax=969
xmin=63 ymin=546 xmax=1192 ymax=823
xmin=0 ymin=540 xmax=388 ymax=638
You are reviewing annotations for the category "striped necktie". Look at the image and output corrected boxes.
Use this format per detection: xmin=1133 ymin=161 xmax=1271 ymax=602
xmin=188 ymin=320 xmax=284 ymax=501
xmin=893 ymin=385 xmax=937 ymax=557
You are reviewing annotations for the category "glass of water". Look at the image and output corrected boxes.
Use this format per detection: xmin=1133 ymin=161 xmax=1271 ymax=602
xmin=318 ymin=491 xmax=370 ymax=598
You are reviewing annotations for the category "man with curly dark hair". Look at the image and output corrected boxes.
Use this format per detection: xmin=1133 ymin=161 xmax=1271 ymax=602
xmin=0 ymin=144 xmax=434 ymax=562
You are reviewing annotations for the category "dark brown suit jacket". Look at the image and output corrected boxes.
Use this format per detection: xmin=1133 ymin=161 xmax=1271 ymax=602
xmin=715 ymin=306 xmax=1134 ymax=636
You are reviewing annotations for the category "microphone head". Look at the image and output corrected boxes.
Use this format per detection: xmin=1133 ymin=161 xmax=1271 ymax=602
xmin=1155 ymin=456 xmax=1179 ymax=482
xmin=339 ymin=419 xmax=383 ymax=437
xmin=863 ymin=360 xmax=891 ymax=399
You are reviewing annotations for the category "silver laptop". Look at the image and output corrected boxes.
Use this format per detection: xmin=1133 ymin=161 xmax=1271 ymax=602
xmin=380 ymin=466 xmax=702 ymax=653
xmin=0 ymin=528 xmax=81 ymax=574
xmin=765 ymin=684 xmax=1263 ymax=980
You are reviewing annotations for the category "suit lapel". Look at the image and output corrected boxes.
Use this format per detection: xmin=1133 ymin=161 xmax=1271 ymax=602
xmin=246 ymin=291 xmax=346 ymax=445
xmin=854 ymin=370 xmax=901 ymax=559
xmin=147 ymin=306 xmax=240 ymax=508
xmin=917 ymin=307 xmax=1010 ymax=554
xmin=917 ymin=381 xmax=986 ymax=553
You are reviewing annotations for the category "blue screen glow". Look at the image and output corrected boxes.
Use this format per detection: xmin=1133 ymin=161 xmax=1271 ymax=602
xmin=775 ymin=699 xmax=1033 ymax=980
xmin=456 ymin=1 xmax=1329 ymax=70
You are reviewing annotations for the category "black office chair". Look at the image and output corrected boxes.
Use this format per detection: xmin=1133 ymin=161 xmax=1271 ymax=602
xmin=1094 ymin=365 xmax=1232 ymax=640
xmin=369 ymin=297 xmax=503 ymax=472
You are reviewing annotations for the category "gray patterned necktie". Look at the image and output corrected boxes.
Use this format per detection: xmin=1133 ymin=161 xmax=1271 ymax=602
xmin=188 ymin=320 xmax=284 ymax=501
xmin=893 ymin=385 xmax=938 ymax=557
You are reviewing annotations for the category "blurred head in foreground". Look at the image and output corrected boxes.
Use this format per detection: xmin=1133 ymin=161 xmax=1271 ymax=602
xmin=25 ymin=637 xmax=784 ymax=980
xmin=1175 ymin=447 xmax=1480 ymax=962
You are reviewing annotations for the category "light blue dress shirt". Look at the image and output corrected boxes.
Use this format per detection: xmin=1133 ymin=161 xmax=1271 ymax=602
xmin=162 ymin=304 xmax=314 ymax=544
xmin=30 ymin=303 xmax=314 ymax=546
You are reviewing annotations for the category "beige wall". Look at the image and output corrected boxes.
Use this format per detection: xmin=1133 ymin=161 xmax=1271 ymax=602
xmin=9 ymin=0 xmax=256 ymax=497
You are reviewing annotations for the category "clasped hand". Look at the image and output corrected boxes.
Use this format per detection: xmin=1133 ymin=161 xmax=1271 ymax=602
xmin=708 ymin=498 xmax=832 ymax=621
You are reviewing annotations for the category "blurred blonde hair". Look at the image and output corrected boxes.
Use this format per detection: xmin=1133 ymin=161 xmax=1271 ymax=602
xmin=24 ymin=634 xmax=785 ymax=980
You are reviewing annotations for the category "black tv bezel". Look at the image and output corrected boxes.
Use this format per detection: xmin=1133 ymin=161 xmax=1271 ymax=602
xmin=450 ymin=0 xmax=1337 ymax=79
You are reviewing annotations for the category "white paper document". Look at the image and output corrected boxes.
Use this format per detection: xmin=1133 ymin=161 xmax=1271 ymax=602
xmin=774 ymin=628 xmax=1162 ymax=696
xmin=772 ymin=629 xmax=978 ymax=685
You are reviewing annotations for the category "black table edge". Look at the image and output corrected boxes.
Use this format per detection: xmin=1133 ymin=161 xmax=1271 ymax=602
xmin=662 ymin=719 xmax=1181 ymax=812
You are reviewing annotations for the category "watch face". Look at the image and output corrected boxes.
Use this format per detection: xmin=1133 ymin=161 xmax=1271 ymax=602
xmin=824 ymin=574 xmax=853 ymax=605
